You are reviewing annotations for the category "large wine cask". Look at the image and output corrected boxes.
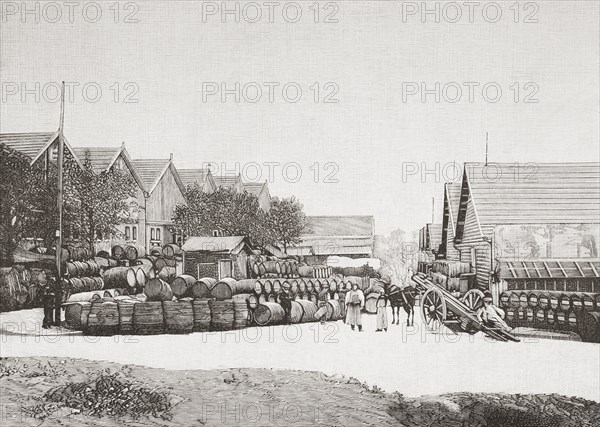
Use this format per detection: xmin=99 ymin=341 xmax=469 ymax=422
xmin=135 ymin=265 xmax=154 ymax=290
xmin=258 ymin=293 xmax=267 ymax=304
xmin=149 ymin=247 xmax=162 ymax=257
xmin=305 ymin=279 xmax=314 ymax=293
xmin=192 ymin=299 xmax=211 ymax=332
xmin=158 ymin=266 xmax=176 ymax=283
xmin=289 ymin=280 xmax=298 ymax=294
xmin=538 ymin=293 xmax=550 ymax=310
xmin=190 ymin=277 xmax=217 ymax=298
xmin=549 ymin=293 xmax=560 ymax=310
xmin=272 ymin=280 xmax=282 ymax=295
xmin=546 ymin=308 xmax=556 ymax=326
xmin=211 ymin=278 xmax=255 ymax=300
xmin=111 ymin=245 xmax=126 ymax=260
xmin=117 ymin=298 xmax=141 ymax=334
xmin=86 ymin=300 xmax=119 ymax=335
xmin=209 ymin=299 xmax=235 ymax=331
xmin=247 ymin=294 xmax=260 ymax=309
xmin=126 ymin=244 xmax=146 ymax=261
xmin=528 ymin=292 xmax=539 ymax=308
xmin=126 ymin=268 xmax=138 ymax=289
xmin=582 ymin=293 xmax=596 ymax=312
xmin=253 ymin=280 xmax=263 ymax=295
xmin=232 ymin=299 xmax=250 ymax=329
xmin=559 ymin=294 xmax=572 ymax=312
xmin=298 ymin=265 xmax=313 ymax=278
xmin=570 ymin=293 xmax=585 ymax=313
xmin=263 ymin=260 xmax=281 ymax=274
xmin=262 ymin=280 xmax=273 ymax=295
xmin=364 ymin=293 xmax=378 ymax=314
xmin=309 ymin=293 xmax=318 ymax=305
xmin=298 ymin=279 xmax=307 ymax=294
xmin=289 ymin=300 xmax=305 ymax=323
xmin=65 ymin=302 xmax=91 ymax=330
xmin=579 ymin=311 xmax=600 ymax=343
xmin=326 ymin=300 xmax=344 ymax=321
xmin=162 ymin=244 xmax=182 ymax=259
xmin=144 ymin=278 xmax=173 ymax=302
xmin=133 ymin=301 xmax=164 ymax=334
xmin=254 ymin=302 xmax=285 ymax=326
xmin=295 ymin=300 xmax=318 ymax=322
xmin=102 ymin=267 xmax=130 ymax=288
xmin=68 ymin=290 xmax=105 ymax=303
xmin=313 ymin=279 xmax=322 ymax=293
xmin=171 ymin=275 xmax=196 ymax=298
xmin=163 ymin=299 xmax=194 ymax=334
xmin=268 ymin=294 xmax=277 ymax=303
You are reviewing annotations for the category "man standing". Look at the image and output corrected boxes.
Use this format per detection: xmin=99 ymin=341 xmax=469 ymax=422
xmin=42 ymin=279 xmax=55 ymax=329
xmin=279 ymin=283 xmax=293 ymax=324
xmin=344 ymin=283 xmax=365 ymax=331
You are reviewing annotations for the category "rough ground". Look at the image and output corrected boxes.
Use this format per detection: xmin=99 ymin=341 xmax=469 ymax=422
xmin=1 ymin=357 xmax=599 ymax=427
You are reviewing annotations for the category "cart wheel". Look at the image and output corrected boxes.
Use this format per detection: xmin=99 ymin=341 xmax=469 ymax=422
xmin=462 ymin=289 xmax=485 ymax=311
xmin=420 ymin=287 xmax=447 ymax=331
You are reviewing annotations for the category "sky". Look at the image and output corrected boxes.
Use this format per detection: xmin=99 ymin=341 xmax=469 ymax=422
xmin=1 ymin=1 xmax=598 ymax=235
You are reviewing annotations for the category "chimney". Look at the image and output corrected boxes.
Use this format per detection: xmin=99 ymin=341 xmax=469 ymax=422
xmin=169 ymin=152 xmax=173 ymax=161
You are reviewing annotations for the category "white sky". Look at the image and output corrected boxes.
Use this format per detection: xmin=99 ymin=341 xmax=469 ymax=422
xmin=1 ymin=1 xmax=598 ymax=235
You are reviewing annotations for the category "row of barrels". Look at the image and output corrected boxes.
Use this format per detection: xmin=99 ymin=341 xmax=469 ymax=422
xmin=0 ymin=266 xmax=50 ymax=312
xmin=500 ymin=290 xmax=600 ymax=313
xmin=107 ymin=244 xmax=182 ymax=261
xmin=66 ymin=295 xmax=345 ymax=335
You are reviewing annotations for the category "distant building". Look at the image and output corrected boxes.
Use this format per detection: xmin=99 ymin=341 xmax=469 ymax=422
xmin=288 ymin=215 xmax=375 ymax=262
xmin=438 ymin=182 xmax=462 ymax=262
xmin=177 ymin=168 xmax=216 ymax=193
xmin=453 ymin=162 xmax=600 ymax=290
xmin=417 ymin=223 xmax=442 ymax=273
xmin=182 ymin=236 xmax=252 ymax=279
xmin=131 ymin=155 xmax=187 ymax=250
xmin=242 ymin=181 xmax=271 ymax=211
xmin=213 ymin=174 xmax=243 ymax=192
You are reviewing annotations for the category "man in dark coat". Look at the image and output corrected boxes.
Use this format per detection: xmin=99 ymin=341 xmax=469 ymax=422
xmin=279 ymin=283 xmax=293 ymax=324
xmin=42 ymin=281 xmax=56 ymax=329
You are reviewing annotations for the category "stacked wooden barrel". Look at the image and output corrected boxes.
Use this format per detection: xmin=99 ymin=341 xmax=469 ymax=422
xmin=500 ymin=289 xmax=600 ymax=342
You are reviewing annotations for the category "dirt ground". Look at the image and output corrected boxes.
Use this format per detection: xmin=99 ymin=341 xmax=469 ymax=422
xmin=1 ymin=357 xmax=599 ymax=427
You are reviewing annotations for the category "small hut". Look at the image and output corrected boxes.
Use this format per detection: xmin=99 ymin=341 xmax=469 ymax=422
xmin=182 ymin=236 xmax=252 ymax=280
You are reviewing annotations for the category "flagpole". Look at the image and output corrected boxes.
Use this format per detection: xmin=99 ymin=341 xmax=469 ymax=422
xmin=56 ymin=81 xmax=65 ymax=278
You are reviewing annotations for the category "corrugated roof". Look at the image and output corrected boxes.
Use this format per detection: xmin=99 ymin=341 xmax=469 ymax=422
xmin=182 ymin=236 xmax=245 ymax=252
xmin=178 ymin=168 xmax=211 ymax=187
xmin=130 ymin=159 xmax=170 ymax=191
xmin=499 ymin=259 xmax=600 ymax=279
xmin=465 ymin=162 xmax=600 ymax=225
xmin=303 ymin=216 xmax=374 ymax=237
xmin=0 ymin=132 xmax=57 ymax=160
xmin=73 ymin=147 xmax=120 ymax=173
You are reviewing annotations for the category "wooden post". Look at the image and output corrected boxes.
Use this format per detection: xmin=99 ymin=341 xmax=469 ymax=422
xmin=55 ymin=81 xmax=66 ymax=277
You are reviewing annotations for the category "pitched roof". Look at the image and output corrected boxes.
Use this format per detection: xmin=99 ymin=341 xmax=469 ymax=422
xmin=213 ymin=175 xmax=241 ymax=189
xmin=130 ymin=159 xmax=171 ymax=192
xmin=465 ymin=162 xmax=600 ymax=225
xmin=73 ymin=147 xmax=121 ymax=173
xmin=303 ymin=216 xmax=374 ymax=237
xmin=0 ymin=131 xmax=83 ymax=168
xmin=182 ymin=236 xmax=247 ymax=253
xmin=178 ymin=168 xmax=212 ymax=187
xmin=445 ymin=182 xmax=462 ymax=233
xmin=0 ymin=132 xmax=57 ymax=159
xmin=242 ymin=182 xmax=267 ymax=196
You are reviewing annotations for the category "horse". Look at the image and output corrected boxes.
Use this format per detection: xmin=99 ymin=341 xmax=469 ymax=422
xmin=385 ymin=284 xmax=418 ymax=326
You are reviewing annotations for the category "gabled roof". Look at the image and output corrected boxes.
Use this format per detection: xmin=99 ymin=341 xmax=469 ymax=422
xmin=303 ymin=216 xmax=374 ymax=237
xmin=455 ymin=162 xmax=600 ymax=242
xmin=243 ymin=181 xmax=267 ymax=196
xmin=74 ymin=144 xmax=146 ymax=192
xmin=182 ymin=236 xmax=248 ymax=254
xmin=213 ymin=174 xmax=242 ymax=190
xmin=0 ymin=131 xmax=83 ymax=168
xmin=130 ymin=158 xmax=186 ymax=195
xmin=439 ymin=183 xmax=462 ymax=256
xmin=178 ymin=168 xmax=212 ymax=187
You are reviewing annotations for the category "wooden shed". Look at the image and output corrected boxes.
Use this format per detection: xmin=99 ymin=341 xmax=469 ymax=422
xmin=182 ymin=236 xmax=252 ymax=280
xmin=453 ymin=162 xmax=600 ymax=292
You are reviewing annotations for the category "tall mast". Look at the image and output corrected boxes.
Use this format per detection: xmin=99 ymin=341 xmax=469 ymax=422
xmin=56 ymin=81 xmax=65 ymax=276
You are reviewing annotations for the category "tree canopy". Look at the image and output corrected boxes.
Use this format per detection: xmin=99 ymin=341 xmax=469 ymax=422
xmin=265 ymin=196 xmax=306 ymax=252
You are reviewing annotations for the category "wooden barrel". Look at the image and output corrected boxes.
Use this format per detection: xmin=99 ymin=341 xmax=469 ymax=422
xmin=126 ymin=268 xmax=138 ymax=289
xmin=295 ymin=300 xmax=318 ymax=322
xmin=309 ymin=293 xmax=318 ymax=305
xmin=546 ymin=308 xmax=556 ymax=326
xmin=528 ymin=292 xmax=539 ymax=308
xmin=326 ymin=300 xmax=343 ymax=321
xmin=209 ymin=300 xmax=235 ymax=331
xmin=233 ymin=299 xmax=250 ymax=329
xmin=534 ymin=308 xmax=546 ymax=325
xmin=559 ymin=294 xmax=572 ymax=312
xmin=262 ymin=280 xmax=273 ymax=295
xmin=191 ymin=299 xmax=211 ymax=332
xmin=258 ymin=293 xmax=267 ymax=304
xmin=96 ymin=250 xmax=110 ymax=259
xmin=272 ymin=280 xmax=282 ymax=295
xmin=133 ymin=301 xmax=164 ymax=334
xmin=158 ymin=266 xmax=176 ymax=283
xmin=190 ymin=277 xmax=217 ymax=298
xmin=149 ymin=247 xmax=162 ymax=257
xmin=68 ymin=290 xmax=106 ymax=303
xmin=505 ymin=307 xmax=516 ymax=325
xmin=499 ymin=291 xmax=511 ymax=308
xmin=171 ymin=275 xmax=196 ymax=298
xmin=162 ymin=244 xmax=182 ymax=259
xmin=289 ymin=300 xmax=305 ymax=323
xmin=163 ymin=299 xmax=194 ymax=334
xmin=570 ymin=293 xmax=585 ymax=313
xmin=305 ymin=279 xmax=314 ymax=293
xmin=549 ymin=293 xmax=560 ymax=310
xmin=538 ymin=293 xmax=550 ymax=310
xmin=556 ymin=309 xmax=567 ymax=327
xmin=508 ymin=291 xmax=520 ymax=308
xmin=248 ymin=294 xmax=260 ymax=310
xmin=65 ymin=302 xmax=91 ymax=330
xmin=298 ymin=279 xmax=307 ymax=294
xmin=86 ymin=300 xmax=119 ymax=335
xmin=566 ymin=309 xmax=578 ymax=330
xmin=134 ymin=265 xmax=153 ymax=290
xmin=111 ymin=245 xmax=126 ymax=260
xmin=582 ymin=294 xmax=596 ymax=312
xmin=126 ymin=244 xmax=146 ymax=261
xmin=102 ymin=267 xmax=130 ymax=288
xmin=364 ymin=293 xmax=378 ymax=314
xmin=254 ymin=302 xmax=285 ymax=326
xmin=313 ymin=279 xmax=322 ymax=293
xmin=263 ymin=260 xmax=281 ymax=274
xmin=518 ymin=292 xmax=529 ymax=309
xmin=329 ymin=280 xmax=338 ymax=292
xmin=298 ymin=265 xmax=313 ymax=278
xmin=117 ymin=298 xmax=141 ymax=334
xmin=144 ymin=278 xmax=173 ymax=301
xmin=211 ymin=278 xmax=254 ymax=300
xmin=289 ymin=279 xmax=299 ymax=294
xmin=579 ymin=311 xmax=600 ymax=343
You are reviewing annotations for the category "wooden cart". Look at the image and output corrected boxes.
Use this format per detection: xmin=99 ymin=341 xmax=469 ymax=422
xmin=411 ymin=272 xmax=520 ymax=342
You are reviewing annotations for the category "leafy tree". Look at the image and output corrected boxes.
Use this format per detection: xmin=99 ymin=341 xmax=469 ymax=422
xmin=65 ymin=150 xmax=137 ymax=253
xmin=174 ymin=186 xmax=270 ymax=247
xmin=265 ymin=196 xmax=306 ymax=253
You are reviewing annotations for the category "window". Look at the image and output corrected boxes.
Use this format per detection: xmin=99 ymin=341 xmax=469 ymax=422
xmin=150 ymin=227 xmax=161 ymax=243
xmin=150 ymin=228 xmax=155 ymax=240
xmin=156 ymin=228 xmax=161 ymax=241
xmin=132 ymin=226 xmax=137 ymax=241
xmin=125 ymin=226 xmax=131 ymax=241
xmin=212 ymin=230 xmax=223 ymax=237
